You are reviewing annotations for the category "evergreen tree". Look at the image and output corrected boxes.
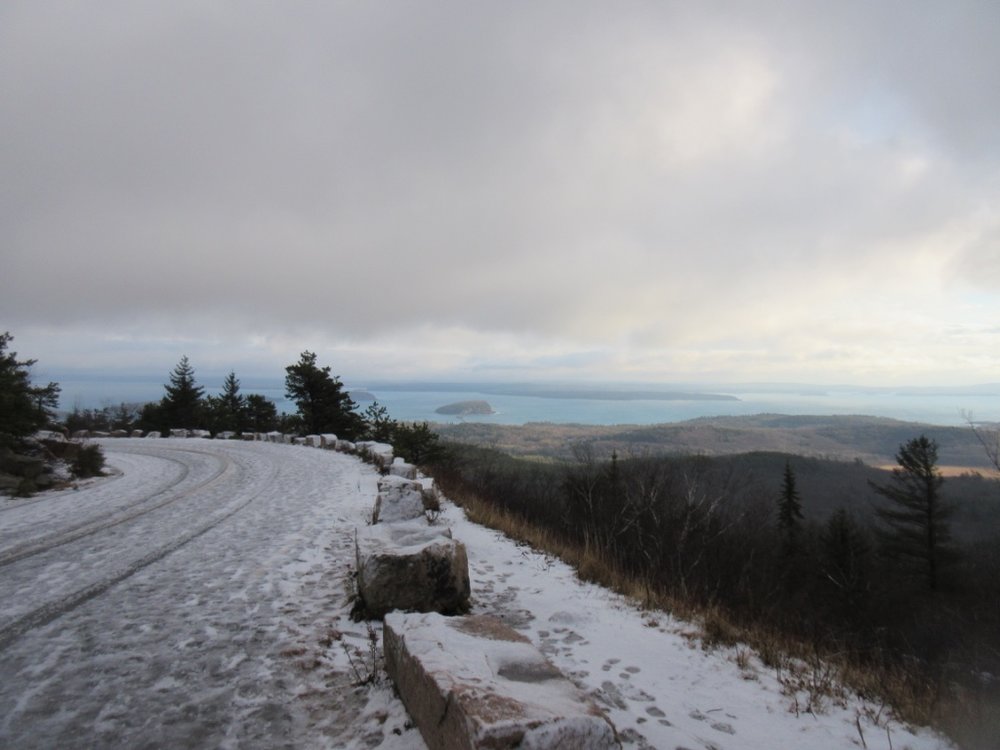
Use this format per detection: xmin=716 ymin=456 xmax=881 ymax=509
xmin=244 ymin=393 xmax=278 ymax=433
xmin=218 ymin=371 xmax=246 ymax=433
xmin=819 ymin=508 xmax=872 ymax=615
xmin=0 ymin=332 xmax=58 ymax=446
xmin=777 ymin=461 xmax=804 ymax=551
xmin=161 ymin=356 xmax=205 ymax=429
xmin=362 ymin=400 xmax=396 ymax=442
xmin=870 ymin=435 xmax=956 ymax=592
xmin=391 ymin=421 xmax=446 ymax=465
xmin=284 ymin=351 xmax=363 ymax=438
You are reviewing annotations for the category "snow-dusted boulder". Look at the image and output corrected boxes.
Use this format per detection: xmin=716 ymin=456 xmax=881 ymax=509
xmin=145 ymin=431 xmax=161 ymax=439
xmin=217 ymin=431 xmax=235 ymax=440
xmin=169 ymin=429 xmax=188 ymax=438
xmin=337 ymin=440 xmax=355 ymax=453
xmin=388 ymin=457 xmax=418 ymax=480
xmin=383 ymin=612 xmax=620 ymax=750
xmin=110 ymin=430 xmax=129 ymax=438
xmin=130 ymin=430 xmax=144 ymax=438
xmin=72 ymin=430 xmax=90 ymax=439
xmin=292 ymin=436 xmax=306 ymax=445
xmin=189 ymin=429 xmax=211 ymax=439
xmin=320 ymin=433 xmax=338 ymax=449
xmin=357 ymin=441 xmax=394 ymax=470
xmin=373 ymin=475 xmax=433 ymax=524
xmin=265 ymin=431 xmax=283 ymax=443
xmin=354 ymin=521 xmax=470 ymax=619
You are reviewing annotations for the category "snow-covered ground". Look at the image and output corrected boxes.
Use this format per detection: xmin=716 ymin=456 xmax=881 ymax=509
xmin=0 ymin=439 xmax=952 ymax=749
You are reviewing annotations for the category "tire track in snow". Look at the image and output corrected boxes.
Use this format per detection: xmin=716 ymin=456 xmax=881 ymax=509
xmin=0 ymin=447 xmax=232 ymax=568
xmin=0 ymin=446 xmax=282 ymax=652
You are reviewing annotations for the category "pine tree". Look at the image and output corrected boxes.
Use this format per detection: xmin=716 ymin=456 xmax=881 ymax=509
xmin=362 ymin=400 xmax=396 ymax=442
xmin=161 ymin=355 xmax=205 ymax=430
xmin=284 ymin=351 xmax=363 ymax=438
xmin=870 ymin=435 xmax=956 ymax=592
xmin=777 ymin=461 xmax=804 ymax=551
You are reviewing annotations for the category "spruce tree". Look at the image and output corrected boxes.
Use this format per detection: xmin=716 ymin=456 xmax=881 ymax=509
xmin=161 ymin=356 xmax=205 ymax=430
xmin=870 ymin=435 xmax=956 ymax=592
xmin=218 ymin=371 xmax=246 ymax=433
xmin=777 ymin=460 xmax=804 ymax=552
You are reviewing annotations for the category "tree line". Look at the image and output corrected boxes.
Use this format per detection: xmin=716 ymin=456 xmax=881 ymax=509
xmin=63 ymin=351 xmax=444 ymax=462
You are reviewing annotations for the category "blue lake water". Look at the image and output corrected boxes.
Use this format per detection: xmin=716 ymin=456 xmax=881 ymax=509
xmin=54 ymin=377 xmax=1000 ymax=427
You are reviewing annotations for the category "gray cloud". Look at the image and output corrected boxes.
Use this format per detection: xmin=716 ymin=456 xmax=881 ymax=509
xmin=2 ymin=1 xmax=999 ymax=382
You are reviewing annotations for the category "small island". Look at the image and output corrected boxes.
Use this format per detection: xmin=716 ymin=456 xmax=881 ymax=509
xmin=435 ymin=400 xmax=496 ymax=416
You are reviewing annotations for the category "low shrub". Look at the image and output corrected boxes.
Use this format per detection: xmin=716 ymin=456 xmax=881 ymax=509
xmin=72 ymin=443 xmax=105 ymax=478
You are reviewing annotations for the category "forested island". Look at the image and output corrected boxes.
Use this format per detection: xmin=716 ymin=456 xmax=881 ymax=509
xmin=435 ymin=400 xmax=495 ymax=416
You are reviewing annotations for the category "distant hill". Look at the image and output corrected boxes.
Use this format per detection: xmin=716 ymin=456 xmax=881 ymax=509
xmin=433 ymin=413 xmax=996 ymax=469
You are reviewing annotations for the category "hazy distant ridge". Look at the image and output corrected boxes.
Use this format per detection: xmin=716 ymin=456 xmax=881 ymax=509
xmin=370 ymin=382 xmax=739 ymax=402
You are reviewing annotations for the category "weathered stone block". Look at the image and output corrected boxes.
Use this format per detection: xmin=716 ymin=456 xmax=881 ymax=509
xmin=130 ymin=429 xmax=145 ymax=438
xmin=357 ymin=440 xmax=394 ymax=470
xmin=373 ymin=475 xmax=433 ymax=523
xmin=389 ymin=457 xmax=418 ymax=479
xmin=145 ymin=431 xmax=161 ymax=439
xmin=169 ymin=429 xmax=188 ymax=438
xmin=383 ymin=612 xmax=620 ymax=750
xmin=354 ymin=522 xmax=470 ymax=619
xmin=320 ymin=433 xmax=338 ymax=448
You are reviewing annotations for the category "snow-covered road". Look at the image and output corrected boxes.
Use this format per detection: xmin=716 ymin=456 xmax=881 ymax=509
xmin=1 ymin=438 xmax=952 ymax=750
xmin=0 ymin=439 xmax=392 ymax=749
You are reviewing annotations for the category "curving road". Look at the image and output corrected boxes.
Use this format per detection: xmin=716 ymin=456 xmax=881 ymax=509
xmin=0 ymin=439 xmax=381 ymax=749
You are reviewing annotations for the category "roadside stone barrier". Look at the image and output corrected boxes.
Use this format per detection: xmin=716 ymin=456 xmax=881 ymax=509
xmin=372 ymin=475 xmax=434 ymax=524
xmin=354 ymin=521 xmax=470 ymax=619
xmin=383 ymin=612 xmax=620 ymax=749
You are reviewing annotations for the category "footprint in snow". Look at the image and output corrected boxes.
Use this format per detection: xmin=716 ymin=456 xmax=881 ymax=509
xmin=601 ymin=657 xmax=621 ymax=672
xmin=595 ymin=680 xmax=628 ymax=710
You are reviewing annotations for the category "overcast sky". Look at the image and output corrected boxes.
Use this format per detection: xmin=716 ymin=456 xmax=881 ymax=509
xmin=2 ymin=1 xmax=999 ymax=387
